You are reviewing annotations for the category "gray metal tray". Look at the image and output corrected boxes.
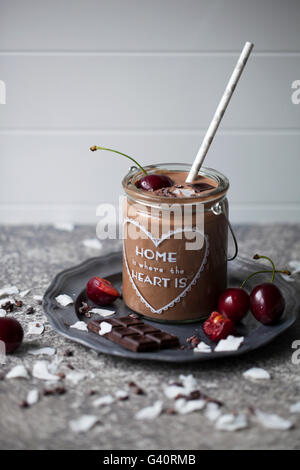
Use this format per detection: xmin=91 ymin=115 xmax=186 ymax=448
xmin=43 ymin=253 xmax=299 ymax=363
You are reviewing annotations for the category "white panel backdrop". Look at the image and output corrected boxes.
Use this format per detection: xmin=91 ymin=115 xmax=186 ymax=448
xmin=0 ymin=0 xmax=300 ymax=224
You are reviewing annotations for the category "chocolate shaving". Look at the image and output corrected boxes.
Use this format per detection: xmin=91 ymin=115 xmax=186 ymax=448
xmin=129 ymin=381 xmax=145 ymax=395
xmin=25 ymin=307 xmax=35 ymax=315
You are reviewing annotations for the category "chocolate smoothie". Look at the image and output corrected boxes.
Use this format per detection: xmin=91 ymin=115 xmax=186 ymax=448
xmin=122 ymin=164 xmax=229 ymax=323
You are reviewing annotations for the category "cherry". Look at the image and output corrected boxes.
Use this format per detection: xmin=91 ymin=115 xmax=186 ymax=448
xmin=203 ymin=311 xmax=234 ymax=342
xmin=241 ymin=254 xmax=290 ymax=325
xmin=86 ymin=276 xmax=120 ymax=306
xmin=0 ymin=317 xmax=24 ymax=353
xmin=136 ymin=174 xmax=173 ymax=191
xmin=218 ymin=288 xmax=250 ymax=322
xmin=250 ymin=283 xmax=285 ymax=325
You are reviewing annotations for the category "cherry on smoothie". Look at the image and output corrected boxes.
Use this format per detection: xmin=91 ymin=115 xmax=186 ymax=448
xmin=0 ymin=317 xmax=24 ymax=353
xmin=86 ymin=276 xmax=120 ymax=306
xmin=136 ymin=174 xmax=173 ymax=191
xmin=203 ymin=311 xmax=234 ymax=342
xmin=218 ymin=288 xmax=250 ymax=322
xmin=242 ymin=254 xmax=289 ymax=325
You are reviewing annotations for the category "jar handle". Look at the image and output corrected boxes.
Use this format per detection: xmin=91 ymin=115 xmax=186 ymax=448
xmin=212 ymin=201 xmax=238 ymax=261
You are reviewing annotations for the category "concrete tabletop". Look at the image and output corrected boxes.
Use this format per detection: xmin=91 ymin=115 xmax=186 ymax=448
xmin=0 ymin=224 xmax=300 ymax=450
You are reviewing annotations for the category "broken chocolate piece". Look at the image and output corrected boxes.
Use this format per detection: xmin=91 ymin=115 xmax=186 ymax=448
xmin=87 ymin=315 xmax=180 ymax=353
xmin=188 ymin=183 xmax=215 ymax=193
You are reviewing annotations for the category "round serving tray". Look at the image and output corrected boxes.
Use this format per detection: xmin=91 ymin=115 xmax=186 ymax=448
xmin=43 ymin=253 xmax=299 ymax=363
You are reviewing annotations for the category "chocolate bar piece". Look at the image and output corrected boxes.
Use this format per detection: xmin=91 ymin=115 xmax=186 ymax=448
xmin=87 ymin=315 xmax=180 ymax=352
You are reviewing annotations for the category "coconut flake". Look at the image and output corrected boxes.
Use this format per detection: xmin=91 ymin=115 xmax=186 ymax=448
xmin=66 ymin=370 xmax=88 ymax=385
xmin=290 ymin=402 xmax=300 ymax=413
xmin=179 ymin=374 xmax=198 ymax=391
xmin=53 ymin=222 xmax=74 ymax=232
xmin=55 ymin=294 xmax=73 ymax=307
xmin=19 ymin=289 xmax=31 ymax=298
xmin=215 ymin=413 xmax=248 ymax=431
xmin=204 ymin=402 xmax=222 ymax=422
xmin=243 ymin=367 xmax=271 ymax=381
xmin=26 ymin=389 xmax=39 ymax=406
xmin=27 ymin=321 xmax=44 ymax=335
xmin=6 ymin=365 xmax=29 ymax=380
xmin=70 ymin=321 xmax=88 ymax=332
xmin=174 ymin=398 xmax=206 ymax=415
xmin=289 ymin=260 xmax=300 ymax=274
xmin=214 ymin=335 xmax=244 ymax=352
xmin=173 ymin=188 xmax=195 ymax=197
xmin=33 ymin=295 xmax=43 ymax=302
xmin=28 ymin=347 xmax=56 ymax=356
xmin=93 ymin=395 xmax=115 ymax=407
xmin=135 ymin=400 xmax=163 ymax=420
xmin=0 ymin=309 xmax=6 ymax=317
xmin=164 ymin=384 xmax=187 ymax=400
xmin=89 ymin=308 xmax=115 ymax=317
xmin=69 ymin=415 xmax=99 ymax=433
xmin=115 ymin=390 xmax=129 ymax=400
xmin=194 ymin=341 xmax=212 ymax=353
xmin=82 ymin=239 xmax=103 ymax=250
xmin=255 ymin=409 xmax=293 ymax=430
xmin=99 ymin=321 xmax=112 ymax=336
xmin=0 ymin=285 xmax=19 ymax=297
xmin=32 ymin=361 xmax=60 ymax=381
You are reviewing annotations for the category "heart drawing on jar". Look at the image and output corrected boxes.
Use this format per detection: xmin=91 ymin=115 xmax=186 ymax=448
xmin=123 ymin=218 xmax=209 ymax=314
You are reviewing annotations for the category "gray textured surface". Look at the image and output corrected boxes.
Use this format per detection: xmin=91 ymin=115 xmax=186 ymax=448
xmin=0 ymin=224 xmax=300 ymax=450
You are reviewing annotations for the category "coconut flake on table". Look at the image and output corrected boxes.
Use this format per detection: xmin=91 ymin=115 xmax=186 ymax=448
xmin=135 ymin=400 xmax=163 ymax=420
xmin=99 ymin=321 xmax=112 ymax=336
xmin=66 ymin=370 xmax=90 ymax=385
xmin=82 ymin=239 xmax=103 ymax=250
xmin=89 ymin=308 xmax=115 ymax=317
xmin=243 ymin=367 xmax=271 ymax=381
xmin=26 ymin=389 xmax=40 ymax=406
xmin=214 ymin=335 xmax=244 ymax=352
xmin=70 ymin=321 xmax=88 ymax=332
xmin=19 ymin=289 xmax=31 ymax=298
xmin=55 ymin=294 xmax=73 ymax=307
xmin=53 ymin=222 xmax=74 ymax=232
xmin=215 ymin=413 xmax=248 ymax=431
xmin=0 ymin=285 xmax=19 ymax=297
xmin=6 ymin=365 xmax=29 ymax=380
xmin=164 ymin=384 xmax=186 ymax=400
xmin=69 ymin=415 xmax=99 ymax=433
xmin=27 ymin=321 xmax=44 ymax=335
xmin=33 ymin=295 xmax=43 ymax=302
xmin=0 ymin=309 xmax=6 ymax=317
xmin=164 ymin=374 xmax=199 ymax=399
xmin=115 ymin=390 xmax=129 ymax=400
xmin=194 ymin=341 xmax=212 ymax=353
xmin=174 ymin=398 xmax=206 ymax=415
xmin=204 ymin=402 xmax=222 ymax=422
xmin=28 ymin=347 xmax=56 ymax=356
xmin=290 ymin=402 xmax=300 ymax=413
xmin=255 ymin=409 xmax=293 ymax=430
xmin=93 ymin=394 xmax=115 ymax=407
xmin=179 ymin=374 xmax=198 ymax=391
xmin=32 ymin=361 xmax=60 ymax=381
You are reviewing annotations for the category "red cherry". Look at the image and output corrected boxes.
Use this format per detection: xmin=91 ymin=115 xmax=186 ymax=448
xmin=86 ymin=276 xmax=120 ymax=306
xmin=250 ymin=283 xmax=285 ymax=325
xmin=203 ymin=311 xmax=234 ymax=342
xmin=218 ymin=288 xmax=250 ymax=322
xmin=136 ymin=174 xmax=173 ymax=191
xmin=0 ymin=317 xmax=24 ymax=353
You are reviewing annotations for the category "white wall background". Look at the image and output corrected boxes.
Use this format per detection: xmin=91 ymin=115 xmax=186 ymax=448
xmin=0 ymin=0 xmax=300 ymax=224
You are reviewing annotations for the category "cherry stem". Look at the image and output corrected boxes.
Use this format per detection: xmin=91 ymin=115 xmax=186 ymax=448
xmin=90 ymin=146 xmax=147 ymax=175
xmin=240 ymin=269 xmax=291 ymax=289
xmin=253 ymin=253 xmax=276 ymax=282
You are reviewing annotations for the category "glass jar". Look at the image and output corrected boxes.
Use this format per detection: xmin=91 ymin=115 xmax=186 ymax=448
xmin=122 ymin=163 xmax=232 ymax=323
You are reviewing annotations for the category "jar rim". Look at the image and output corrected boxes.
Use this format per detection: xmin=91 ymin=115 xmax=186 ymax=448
xmin=122 ymin=163 xmax=229 ymax=205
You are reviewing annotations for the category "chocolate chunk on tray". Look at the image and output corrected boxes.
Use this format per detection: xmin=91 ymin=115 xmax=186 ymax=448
xmin=87 ymin=315 xmax=180 ymax=352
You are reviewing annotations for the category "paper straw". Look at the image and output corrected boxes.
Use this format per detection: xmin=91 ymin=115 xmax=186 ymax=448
xmin=186 ymin=41 xmax=254 ymax=183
